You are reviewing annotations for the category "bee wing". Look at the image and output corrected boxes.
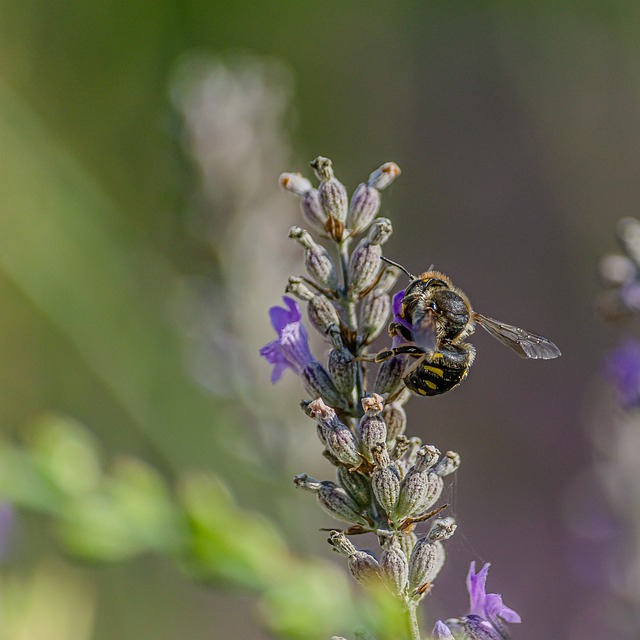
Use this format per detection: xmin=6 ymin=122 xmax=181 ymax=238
xmin=411 ymin=308 xmax=437 ymax=353
xmin=473 ymin=313 xmax=561 ymax=360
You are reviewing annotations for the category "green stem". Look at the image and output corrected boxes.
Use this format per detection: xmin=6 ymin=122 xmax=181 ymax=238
xmin=406 ymin=602 xmax=422 ymax=640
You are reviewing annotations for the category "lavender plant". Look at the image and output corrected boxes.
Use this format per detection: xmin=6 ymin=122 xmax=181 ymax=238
xmin=261 ymin=157 xmax=521 ymax=640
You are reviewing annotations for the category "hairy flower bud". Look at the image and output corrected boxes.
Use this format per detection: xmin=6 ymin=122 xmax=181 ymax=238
xmin=311 ymin=156 xmax=348 ymax=241
xmin=286 ymin=276 xmax=340 ymax=336
xmin=428 ymin=517 xmax=457 ymax=541
xmin=368 ymin=161 xmax=401 ymax=191
xmin=337 ymin=466 xmax=371 ymax=508
xmin=383 ymin=402 xmax=407 ymax=444
xmin=348 ymin=218 xmax=393 ymax=296
xmin=328 ymin=336 xmax=358 ymax=399
xmin=328 ymin=530 xmax=381 ymax=588
xmin=380 ymin=537 xmax=409 ymax=596
xmin=371 ymin=443 xmax=400 ymax=518
xmin=373 ymin=356 xmax=406 ymax=397
xmin=280 ymin=173 xmax=328 ymax=235
xmin=357 ymin=394 xmax=387 ymax=461
xmin=396 ymin=447 xmax=443 ymax=519
xmin=398 ymin=531 xmax=417 ymax=560
xmin=360 ymin=291 xmax=391 ymax=344
xmin=435 ymin=450 xmax=461 ymax=477
xmin=301 ymin=362 xmax=346 ymax=410
xmin=348 ymin=182 xmax=381 ymax=237
xmin=289 ymin=226 xmax=338 ymax=291
xmin=294 ymin=474 xmax=368 ymax=525
xmin=308 ymin=398 xmax=361 ymax=468
xmin=408 ymin=536 xmax=448 ymax=593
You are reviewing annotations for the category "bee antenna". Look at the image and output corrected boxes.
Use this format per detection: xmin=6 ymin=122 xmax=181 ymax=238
xmin=380 ymin=256 xmax=415 ymax=280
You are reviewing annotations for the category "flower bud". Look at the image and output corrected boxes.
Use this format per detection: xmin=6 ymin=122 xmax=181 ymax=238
xmin=432 ymin=621 xmax=455 ymax=640
xmin=408 ymin=537 xmax=446 ymax=593
xmin=348 ymin=219 xmax=393 ymax=296
xmin=391 ymin=435 xmax=410 ymax=464
xmin=415 ymin=473 xmax=444 ymax=515
xmin=308 ymin=398 xmax=361 ymax=468
xmin=328 ymin=339 xmax=358 ymax=399
xmin=428 ymin=517 xmax=457 ymax=541
xmin=360 ymin=291 xmax=391 ymax=344
xmin=286 ymin=277 xmax=341 ymax=337
xmin=294 ymin=474 xmax=368 ymax=525
xmin=380 ymin=537 xmax=409 ymax=596
xmin=367 ymin=162 xmax=401 ymax=191
xmin=398 ymin=531 xmax=417 ymax=560
xmin=373 ymin=356 xmax=406 ymax=397
xmin=280 ymin=172 xmax=313 ymax=196
xmin=280 ymin=173 xmax=328 ymax=236
xmin=371 ymin=443 xmax=400 ymax=518
xmin=301 ymin=362 xmax=346 ymax=410
xmin=311 ymin=157 xmax=348 ymax=221
xmin=383 ymin=402 xmax=407 ymax=444
xmin=328 ymin=530 xmax=381 ymax=588
xmin=337 ymin=466 xmax=371 ymax=507
xmin=395 ymin=447 xmax=442 ymax=519
xmin=289 ymin=226 xmax=338 ymax=291
xmin=357 ymin=394 xmax=387 ymax=461
xmin=347 ymin=182 xmax=380 ymax=236
xmin=435 ymin=451 xmax=461 ymax=477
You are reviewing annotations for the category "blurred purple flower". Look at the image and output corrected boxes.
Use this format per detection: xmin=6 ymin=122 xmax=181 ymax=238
xmin=605 ymin=339 xmax=640 ymax=407
xmin=467 ymin=562 xmax=521 ymax=634
xmin=259 ymin=296 xmax=315 ymax=382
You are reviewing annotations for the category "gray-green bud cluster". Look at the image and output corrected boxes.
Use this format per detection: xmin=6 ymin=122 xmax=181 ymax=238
xmin=277 ymin=156 xmax=463 ymax=627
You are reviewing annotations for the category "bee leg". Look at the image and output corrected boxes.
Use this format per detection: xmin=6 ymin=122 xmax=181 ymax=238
xmin=374 ymin=344 xmax=426 ymax=363
xmin=388 ymin=322 xmax=413 ymax=342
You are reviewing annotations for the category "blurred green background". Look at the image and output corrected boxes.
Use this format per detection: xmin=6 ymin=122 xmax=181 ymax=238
xmin=0 ymin=1 xmax=638 ymax=639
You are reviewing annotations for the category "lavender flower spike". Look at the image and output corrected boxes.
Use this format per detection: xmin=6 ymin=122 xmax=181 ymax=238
xmin=467 ymin=562 xmax=521 ymax=630
xmin=259 ymin=296 xmax=314 ymax=382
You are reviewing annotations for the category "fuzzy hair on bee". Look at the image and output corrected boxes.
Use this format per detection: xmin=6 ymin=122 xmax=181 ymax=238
xmin=371 ymin=257 xmax=561 ymax=397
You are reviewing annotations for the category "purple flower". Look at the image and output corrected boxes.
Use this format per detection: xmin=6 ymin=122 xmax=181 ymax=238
xmin=438 ymin=563 xmax=520 ymax=640
xmin=605 ymin=339 xmax=640 ymax=407
xmin=467 ymin=562 xmax=520 ymax=631
xmin=260 ymin=296 xmax=315 ymax=382
xmin=432 ymin=620 xmax=455 ymax=639
xmin=391 ymin=289 xmax=412 ymax=346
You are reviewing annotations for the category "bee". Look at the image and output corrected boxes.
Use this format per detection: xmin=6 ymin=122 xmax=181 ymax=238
xmin=373 ymin=258 xmax=561 ymax=396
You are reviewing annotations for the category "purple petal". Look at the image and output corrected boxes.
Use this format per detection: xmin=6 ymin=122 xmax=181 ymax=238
xmin=432 ymin=620 xmax=455 ymax=640
xmin=259 ymin=340 xmax=291 ymax=382
xmin=392 ymin=290 xmax=405 ymax=317
xmin=485 ymin=593 xmax=521 ymax=624
xmin=279 ymin=322 xmax=313 ymax=373
xmin=467 ymin=561 xmax=490 ymax=616
xmin=269 ymin=296 xmax=301 ymax=334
